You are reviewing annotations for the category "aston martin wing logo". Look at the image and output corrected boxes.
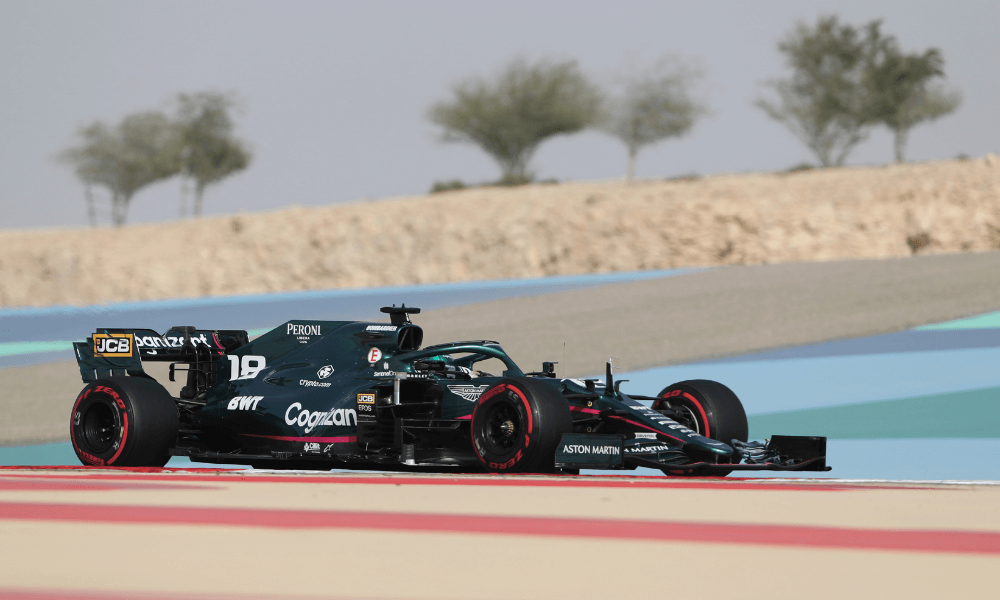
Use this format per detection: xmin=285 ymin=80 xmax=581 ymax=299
xmin=447 ymin=384 xmax=490 ymax=402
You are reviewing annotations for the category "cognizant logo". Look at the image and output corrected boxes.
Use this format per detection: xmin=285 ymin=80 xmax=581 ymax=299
xmin=284 ymin=402 xmax=356 ymax=432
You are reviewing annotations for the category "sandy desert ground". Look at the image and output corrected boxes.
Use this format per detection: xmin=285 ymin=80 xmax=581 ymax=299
xmin=1 ymin=156 xmax=998 ymax=308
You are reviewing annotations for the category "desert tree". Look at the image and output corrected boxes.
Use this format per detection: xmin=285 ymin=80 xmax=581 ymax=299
xmin=429 ymin=58 xmax=601 ymax=185
xmin=175 ymin=92 xmax=252 ymax=217
xmin=861 ymin=23 xmax=961 ymax=162
xmin=59 ymin=112 xmax=183 ymax=227
xmin=600 ymin=59 xmax=706 ymax=182
xmin=757 ymin=15 xmax=875 ymax=167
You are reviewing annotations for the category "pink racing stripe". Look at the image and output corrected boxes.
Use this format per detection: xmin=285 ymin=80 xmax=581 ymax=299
xmin=0 ymin=478 xmax=218 ymax=492
xmin=239 ymin=434 xmax=357 ymax=443
xmin=1 ymin=502 xmax=997 ymax=555
xmin=0 ymin=588 xmax=367 ymax=600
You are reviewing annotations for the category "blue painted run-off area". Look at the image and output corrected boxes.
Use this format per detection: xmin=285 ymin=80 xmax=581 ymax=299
xmin=2 ymin=271 xmax=998 ymax=480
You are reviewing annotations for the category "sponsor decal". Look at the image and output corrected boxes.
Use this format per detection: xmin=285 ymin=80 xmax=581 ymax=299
xmin=367 ymin=348 xmax=382 ymax=363
xmin=357 ymin=393 xmax=375 ymax=404
xmin=666 ymin=423 xmax=696 ymax=433
xmin=317 ymin=365 xmax=334 ymax=379
xmin=634 ymin=432 xmax=658 ymax=439
xmin=553 ymin=433 xmax=624 ymax=467
xmin=625 ymin=444 xmax=674 ymax=454
xmin=284 ymin=402 xmax=357 ymax=432
xmin=357 ymin=403 xmax=372 ymax=412
xmin=134 ymin=333 xmax=209 ymax=349
xmin=226 ymin=395 xmax=264 ymax=411
xmin=373 ymin=371 xmax=394 ymax=377
xmin=322 ymin=443 xmax=335 ymax=453
xmin=365 ymin=325 xmax=397 ymax=332
xmin=627 ymin=403 xmax=699 ymax=435
xmin=560 ymin=444 xmax=621 ymax=455
xmin=288 ymin=323 xmax=321 ymax=345
xmin=447 ymin=384 xmax=490 ymax=402
xmin=303 ymin=442 xmax=321 ymax=453
xmin=227 ymin=355 xmax=267 ymax=380
xmin=93 ymin=333 xmax=134 ymax=358
xmin=300 ymin=379 xmax=332 ymax=388
xmin=287 ymin=323 xmax=322 ymax=336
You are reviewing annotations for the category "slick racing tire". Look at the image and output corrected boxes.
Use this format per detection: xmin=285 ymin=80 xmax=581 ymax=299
xmin=471 ymin=378 xmax=572 ymax=474
xmin=70 ymin=377 xmax=179 ymax=467
xmin=654 ymin=379 xmax=748 ymax=477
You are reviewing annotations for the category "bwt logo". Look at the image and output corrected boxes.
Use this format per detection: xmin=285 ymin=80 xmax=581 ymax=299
xmin=287 ymin=323 xmax=321 ymax=336
xmin=93 ymin=334 xmax=134 ymax=357
xmin=227 ymin=396 xmax=264 ymax=411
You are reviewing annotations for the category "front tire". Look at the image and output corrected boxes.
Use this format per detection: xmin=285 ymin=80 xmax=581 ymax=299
xmin=654 ymin=379 xmax=748 ymax=476
xmin=70 ymin=377 xmax=179 ymax=467
xmin=471 ymin=378 xmax=571 ymax=473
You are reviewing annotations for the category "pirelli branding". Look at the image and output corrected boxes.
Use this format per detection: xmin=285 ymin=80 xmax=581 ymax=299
xmin=93 ymin=333 xmax=134 ymax=358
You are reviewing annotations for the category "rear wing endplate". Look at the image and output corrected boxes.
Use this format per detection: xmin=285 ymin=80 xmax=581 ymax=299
xmin=74 ymin=327 xmax=249 ymax=383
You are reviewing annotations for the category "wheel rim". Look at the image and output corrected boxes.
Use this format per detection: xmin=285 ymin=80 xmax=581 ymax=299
xmin=81 ymin=401 xmax=117 ymax=453
xmin=483 ymin=400 xmax=522 ymax=455
xmin=675 ymin=404 xmax=701 ymax=435
xmin=658 ymin=398 xmax=703 ymax=435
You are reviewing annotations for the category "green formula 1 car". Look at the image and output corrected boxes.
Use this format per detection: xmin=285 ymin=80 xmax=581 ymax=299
xmin=69 ymin=305 xmax=829 ymax=475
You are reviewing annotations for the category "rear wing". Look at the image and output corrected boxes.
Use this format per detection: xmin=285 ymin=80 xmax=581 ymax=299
xmin=73 ymin=327 xmax=249 ymax=383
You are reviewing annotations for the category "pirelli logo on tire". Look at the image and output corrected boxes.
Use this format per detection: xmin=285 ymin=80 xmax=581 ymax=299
xmin=93 ymin=333 xmax=135 ymax=358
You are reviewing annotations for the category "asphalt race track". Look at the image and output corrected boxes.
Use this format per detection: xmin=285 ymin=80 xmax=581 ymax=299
xmin=1 ymin=256 xmax=999 ymax=598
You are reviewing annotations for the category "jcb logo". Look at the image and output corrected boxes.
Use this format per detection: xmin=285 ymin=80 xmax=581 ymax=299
xmin=94 ymin=334 xmax=134 ymax=357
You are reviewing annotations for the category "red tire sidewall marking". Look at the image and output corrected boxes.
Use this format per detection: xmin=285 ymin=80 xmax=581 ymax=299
xmin=656 ymin=388 xmax=711 ymax=439
xmin=71 ymin=383 xmax=130 ymax=466
xmin=507 ymin=384 xmax=532 ymax=447
xmin=471 ymin=382 xmax=532 ymax=470
xmin=471 ymin=384 xmax=507 ymax=464
xmin=681 ymin=391 xmax=711 ymax=439
xmin=70 ymin=388 xmax=106 ymax=466
xmin=477 ymin=384 xmax=508 ymax=406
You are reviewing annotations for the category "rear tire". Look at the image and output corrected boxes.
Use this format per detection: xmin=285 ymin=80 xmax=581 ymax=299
xmin=70 ymin=377 xmax=179 ymax=467
xmin=471 ymin=378 xmax=571 ymax=473
xmin=654 ymin=379 xmax=748 ymax=477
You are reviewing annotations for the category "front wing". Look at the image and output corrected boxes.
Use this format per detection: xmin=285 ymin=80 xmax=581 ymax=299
xmin=555 ymin=434 xmax=831 ymax=473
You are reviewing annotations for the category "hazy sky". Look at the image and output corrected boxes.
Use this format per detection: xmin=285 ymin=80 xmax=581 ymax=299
xmin=2 ymin=1 xmax=997 ymax=230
